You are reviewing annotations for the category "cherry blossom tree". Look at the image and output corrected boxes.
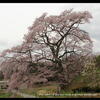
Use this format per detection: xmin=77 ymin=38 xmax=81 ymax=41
xmin=0 ymin=9 xmax=93 ymax=91
xmin=23 ymin=9 xmax=93 ymax=90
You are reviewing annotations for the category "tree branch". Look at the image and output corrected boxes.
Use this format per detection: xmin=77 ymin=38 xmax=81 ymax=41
xmin=59 ymin=50 xmax=76 ymax=58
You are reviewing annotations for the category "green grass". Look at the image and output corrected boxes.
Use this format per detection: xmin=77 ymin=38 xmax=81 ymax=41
xmin=0 ymin=93 xmax=12 ymax=98
xmin=0 ymin=90 xmax=12 ymax=98
xmin=0 ymin=89 xmax=23 ymax=98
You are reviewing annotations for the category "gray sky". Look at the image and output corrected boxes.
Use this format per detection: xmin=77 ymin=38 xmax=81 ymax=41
xmin=0 ymin=3 xmax=100 ymax=53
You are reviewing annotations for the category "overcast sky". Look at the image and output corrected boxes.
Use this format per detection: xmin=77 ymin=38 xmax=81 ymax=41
xmin=0 ymin=3 xmax=100 ymax=53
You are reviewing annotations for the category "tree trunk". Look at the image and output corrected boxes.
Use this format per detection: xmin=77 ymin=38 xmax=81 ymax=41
xmin=54 ymin=60 xmax=69 ymax=93
xmin=56 ymin=83 xmax=69 ymax=94
xmin=59 ymin=83 xmax=69 ymax=91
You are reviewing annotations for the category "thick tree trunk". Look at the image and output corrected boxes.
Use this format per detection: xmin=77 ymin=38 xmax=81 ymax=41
xmin=54 ymin=59 xmax=69 ymax=93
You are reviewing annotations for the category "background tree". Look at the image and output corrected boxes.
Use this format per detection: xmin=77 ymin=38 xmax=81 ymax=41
xmin=95 ymin=55 xmax=100 ymax=68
